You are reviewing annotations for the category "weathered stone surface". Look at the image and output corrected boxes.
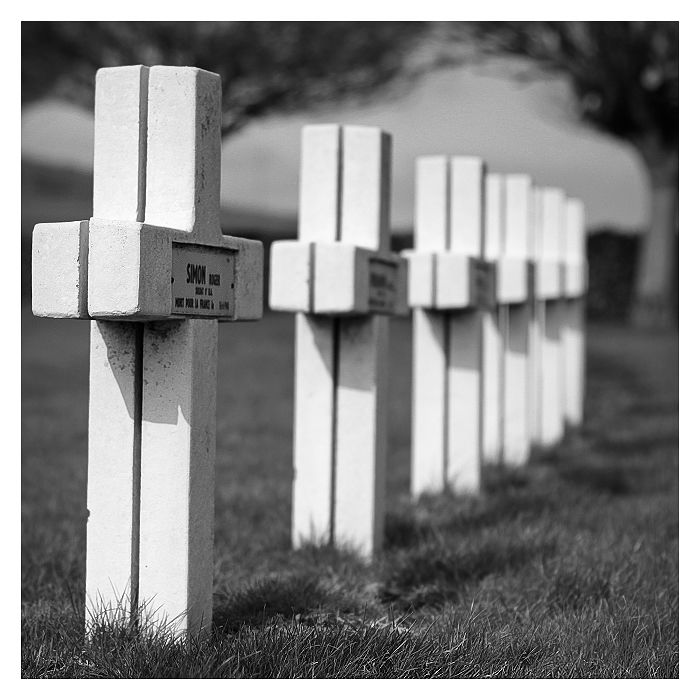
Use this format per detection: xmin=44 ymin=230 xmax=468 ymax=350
xmin=32 ymin=64 xmax=263 ymax=639
xmin=32 ymin=220 xmax=89 ymax=319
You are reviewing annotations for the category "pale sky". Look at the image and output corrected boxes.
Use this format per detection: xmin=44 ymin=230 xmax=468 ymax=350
xmin=21 ymin=62 xmax=648 ymax=232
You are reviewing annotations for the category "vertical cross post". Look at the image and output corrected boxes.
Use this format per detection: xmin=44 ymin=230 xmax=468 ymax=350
xmin=538 ymin=187 xmax=566 ymax=447
xmin=136 ymin=67 xmax=223 ymax=637
xmin=408 ymin=157 xmax=449 ymax=495
xmin=286 ymin=125 xmax=340 ymax=549
xmin=269 ymin=125 xmax=407 ymax=558
xmin=32 ymin=65 xmax=263 ymax=638
xmin=334 ymin=127 xmax=394 ymax=555
xmin=500 ymin=175 xmax=533 ymax=467
xmin=405 ymin=156 xmax=490 ymax=495
xmin=87 ymin=66 xmax=149 ymax=625
xmin=529 ymin=186 xmax=546 ymax=447
xmin=562 ymin=198 xmax=587 ymax=427
xmin=482 ymin=173 xmax=505 ymax=466
xmin=444 ymin=158 xmax=487 ymax=492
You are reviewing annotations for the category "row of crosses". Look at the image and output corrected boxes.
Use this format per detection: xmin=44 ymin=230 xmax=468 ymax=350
xmin=32 ymin=65 xmax=586 ymax=637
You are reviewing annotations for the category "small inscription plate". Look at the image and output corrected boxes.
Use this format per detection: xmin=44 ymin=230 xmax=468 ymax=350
xmin=527 ymin=261 xmax=537 ymax=301
xmin=559 ymin=262 xmax=568 ymax=296
xmin=473 ymin=259 xmax=497 ymax=308
xmin=368 ymin=258 xmax=399 ymax=313
xmin=171 ymin=244 xmax=235 ymax=317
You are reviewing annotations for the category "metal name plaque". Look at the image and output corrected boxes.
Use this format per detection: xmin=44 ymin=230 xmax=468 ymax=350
xmin=473 ymin=260 xmax=497 ymax=309
xmin=368 ymin=258 xmax=398 ymax=313
xmin=171 ymin=244 xmax=235 ymax=317
xmin=527 ymin=261 xmax=537 ymax=301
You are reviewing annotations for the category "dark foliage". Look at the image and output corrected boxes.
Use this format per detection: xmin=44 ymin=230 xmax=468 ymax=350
xmin=585 ymin=229 xmax=678 ymax=322
xmin=22 ymin=21 xmax=429 ymax=135
xmin=460 ymin=22 xmax=678 ymax=157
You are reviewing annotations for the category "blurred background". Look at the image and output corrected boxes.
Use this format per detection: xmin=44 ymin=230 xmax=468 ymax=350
xmin=21 ymin=21 xmax=678 ymax=326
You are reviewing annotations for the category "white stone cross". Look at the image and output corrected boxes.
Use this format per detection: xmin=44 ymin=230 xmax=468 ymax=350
xmin=403 ymin=156 xmax=492 ymax=495
xmin=529 ymin=186 xmax=546 ymax=447
xmin=562 ymin=198 xmax=587 ymax=427
xmin=500 ymin=174 xmax=534 ymax=467
xmin=535 ymin=187 xmax=567 ymax=447
xmin=32 ymin=65 xmax=263 ymax=637
xmin=269 ymin=124 xmax=407 ymax=558
xmin=482 ymin=173 xmax=506 ymax=466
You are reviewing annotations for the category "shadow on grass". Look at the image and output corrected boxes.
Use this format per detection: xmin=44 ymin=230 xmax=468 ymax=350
xmin=584 ymin=353 xmax=644 ymax=398
xmin=546 ymin=567 xmax=613 ymax=611
xmin=592 ymin=432 xmax=678 ymax=458
xmin=213 ymin=545 xmax=376 ymax=634
xmin=380 ymin=532 xmax=558 ymax=610
xmin=385 ymin=469 xmax=555 ymax=552
xmin=551 ymin=433 xmax=677 ymax=497
xmin=214 ymin=575 xmax=332 ymax=633
xmin=624 ymin=398 xmax=678 ymax=419
xmin=385 ymin=492 xmax=555 ymax=550
xmin=555 ymin=462 xmax=633 ymax=496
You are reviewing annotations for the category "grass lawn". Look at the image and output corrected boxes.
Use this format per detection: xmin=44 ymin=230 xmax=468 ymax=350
xmin=21 ymin=306 xmax=678 ymax=678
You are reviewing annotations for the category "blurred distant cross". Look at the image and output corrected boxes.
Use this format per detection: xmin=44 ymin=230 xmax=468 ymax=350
xmin=269 ymin=124 xmax=408 ymax=558
xmin=500 ymin=174 xmax=534 ymax=467
xmin=403 ymin=155 xmax=494 ymax=496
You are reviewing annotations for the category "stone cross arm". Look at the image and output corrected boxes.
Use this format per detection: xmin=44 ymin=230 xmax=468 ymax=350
xmin=401 ymin=158 xmax=530 ymax=313
xmin=269 ymin=240 xmax=408 ymax=316
xmin=33 ymin=64 xmax=263 ymax=324
xmin=32 ymin=219 xmax=263 ymax=322
xmin=498 ymin=257 xmax=531 ymax=305
xmin=402 ymin=250 xmax=529 ymax=310
xmin=403 ymin=250 xmax=497 ymax=311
